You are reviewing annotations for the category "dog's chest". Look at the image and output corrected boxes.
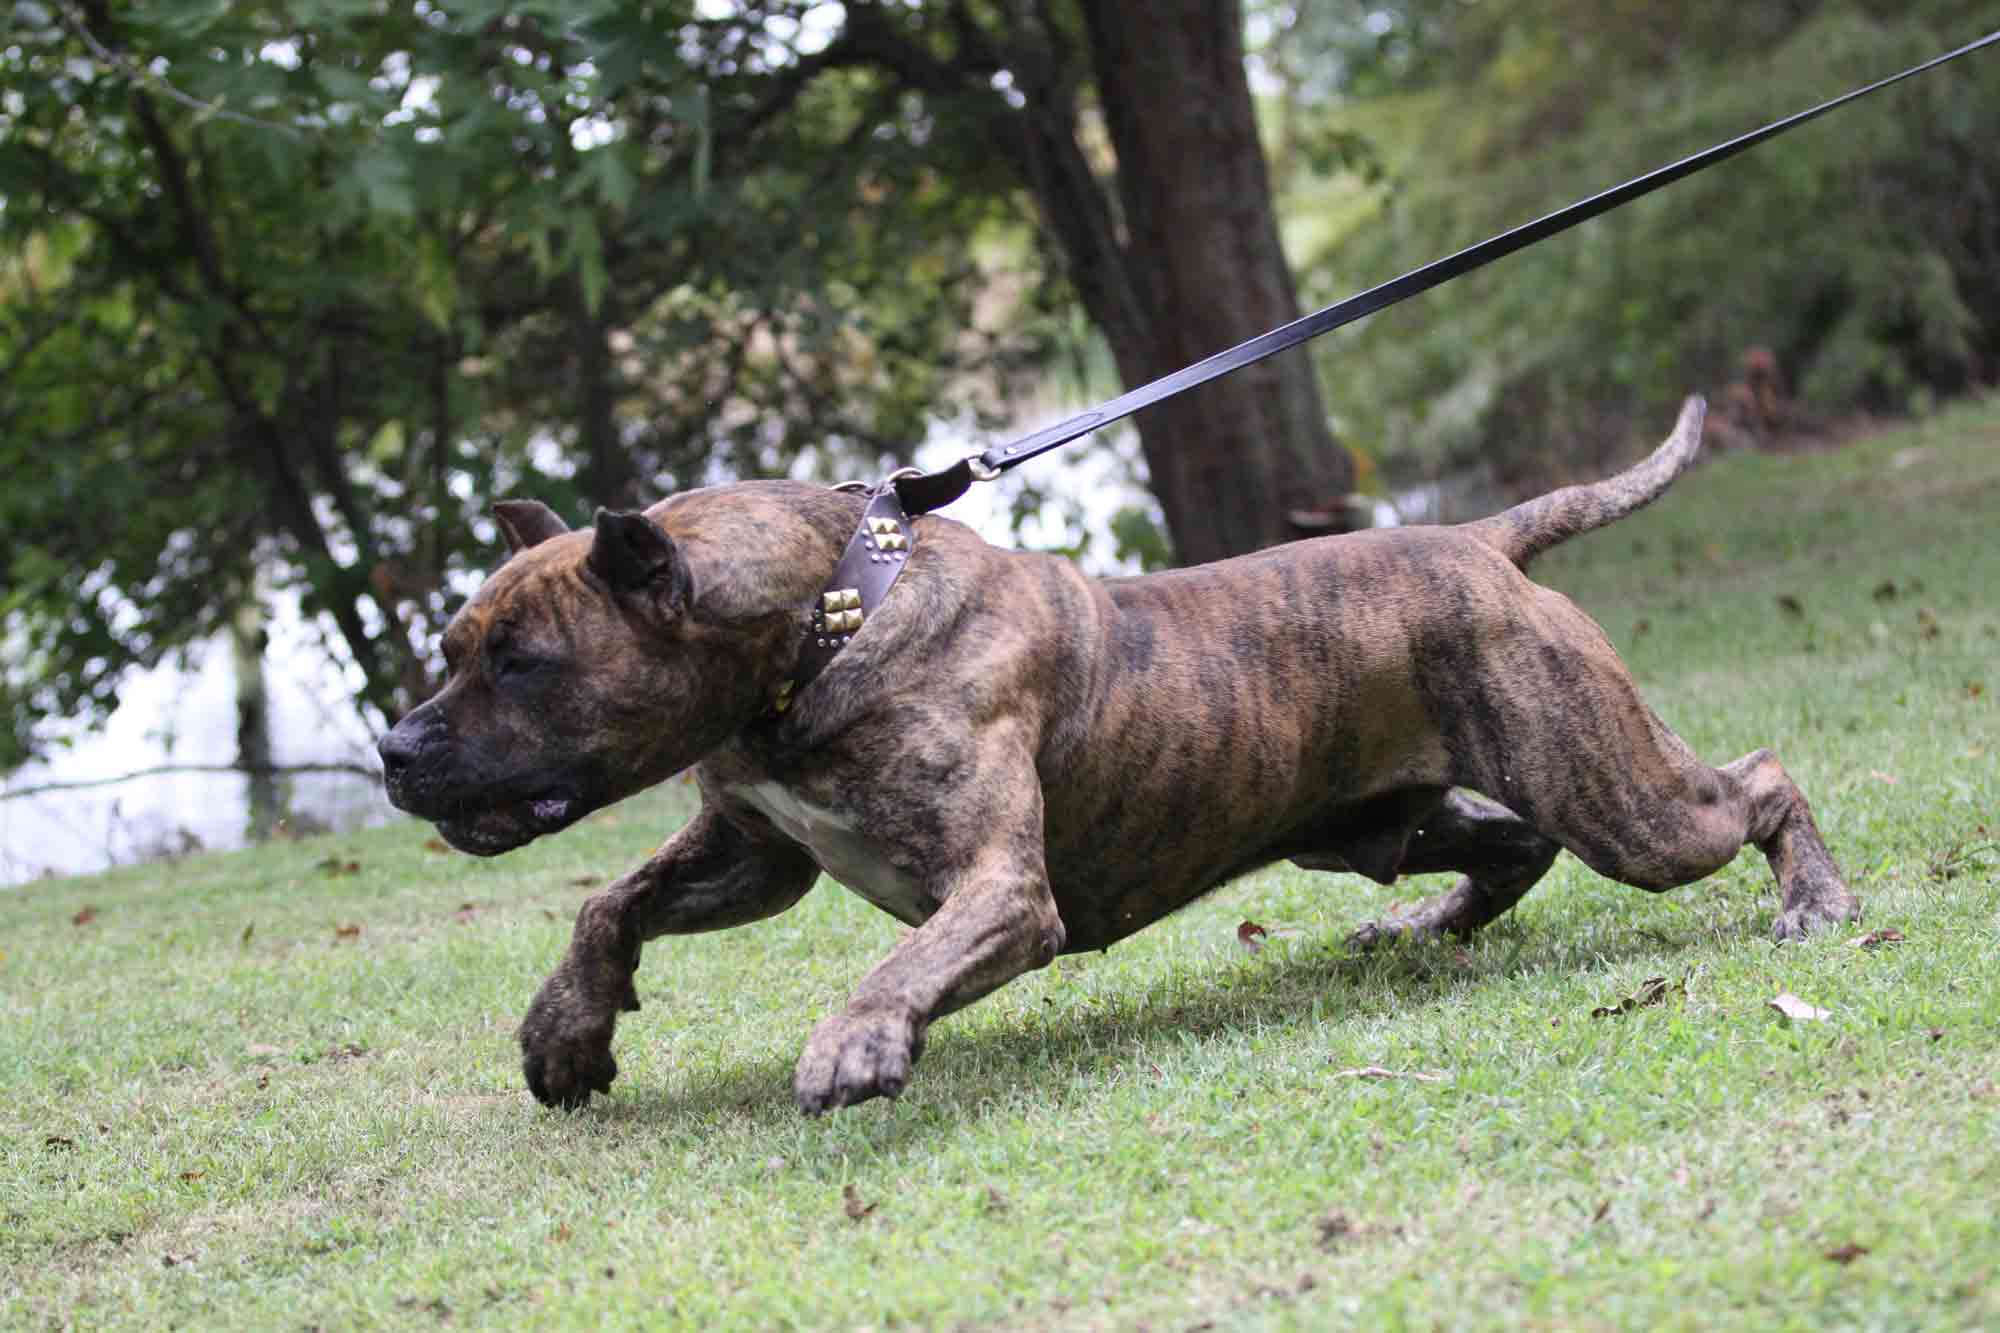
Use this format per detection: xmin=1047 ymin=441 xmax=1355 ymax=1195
xmin=726 ymin=781 xmax=931 ymax=924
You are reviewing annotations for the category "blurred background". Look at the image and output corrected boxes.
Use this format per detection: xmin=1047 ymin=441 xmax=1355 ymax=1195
xmin=4 ymin=0 xmax=1996 ymax=882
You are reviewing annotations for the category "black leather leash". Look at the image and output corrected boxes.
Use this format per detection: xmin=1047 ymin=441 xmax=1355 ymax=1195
xmin=892 ymin=26 xmax=2000 ymax=517
xmin=786 ymin=26 xmax=1999 ymax=704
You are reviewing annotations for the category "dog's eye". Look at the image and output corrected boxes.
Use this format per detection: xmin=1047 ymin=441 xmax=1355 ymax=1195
xmin=491 ymin=649 xmax=548 ymax=682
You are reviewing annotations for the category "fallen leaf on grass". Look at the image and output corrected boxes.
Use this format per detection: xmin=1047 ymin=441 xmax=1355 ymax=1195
xmin=72 ymin=906 xmax=97 ymax=927
xmin=985 ymin=1186 xmax=1008 ymax=1215
xmin=1966 ymin=681 xmax=1986 ymax=700
xmin=179 ymin=1170 xmax=205 ymax=1184
xmin=315 ymin=856 xmax=361 ymax=876
xmin=569 ymin=875 xmax=598 ymax=888
xmin=1590 ymin=975 xmax=1684 ymax=1019
xmin=161 ymin=1251 xmax=196 ymax=1268
xmin=1768 ymin=993 xmax=1830 ymax=1022
xmin=325 ymin=1044 xmax=366 ymax=1062
xmin=44 ymin=1135 xmax=75 ymax=1151
xmin=1776 ymin=594 xmax=1804 ymax=617
xmin=1852 ymin=928 xmax=1905 ymax=950
xmin=842 ymin=1183 xmax=879 ymax=1222
xmin=255 ymin=1071 xmax=270 ymax=1090
xmin=1315 ymin=1211 xmax=1353 ymax=1250
xmin=1917 ymin=607 xmax=1940 ymax=640
xmin=1237 ymin=920 xmax=1268 ymax=953
xmin=332 ymin=923 xmax=362 ymax=941
xmin=1591 ymin=1199 xmax=1612 ymax=1225
xmin=239 ymin=922 xmax=254 ymax=946
xmin=1331 ymin=1065 xmax=1448 ymax=1083
xmin=1871 ymin=579 xmax=1899 ymax=602
xmin=1824 ymin=1242 xmax=1870 ymax=1265
xmin=423 ymin=837 xmax=450 ymax=853
xmin=551 ymin=1223 xmax=573 ymax=1244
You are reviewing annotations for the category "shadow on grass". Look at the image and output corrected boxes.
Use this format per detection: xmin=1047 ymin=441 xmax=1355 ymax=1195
xmin=579 ymin=894 xmax=1775 ymax=1137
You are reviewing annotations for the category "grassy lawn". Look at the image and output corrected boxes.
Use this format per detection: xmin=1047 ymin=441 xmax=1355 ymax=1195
xmin=4 ymin=398 xmax=1997 ymax=1331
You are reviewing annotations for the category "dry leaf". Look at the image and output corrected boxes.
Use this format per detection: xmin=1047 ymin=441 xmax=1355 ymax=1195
xmin=1315 ymin=1211 xmax=1353 ymax=1250
xmin=1768 ymin=993 xmax=1830 ymax=1022
xmin=1331 ymin=1065 xmax=1447 ymax=1083
xmin=1776 ymin=594 xmax=1804 ymax=617
xmin=1632 ymin=618 xmax=1651 ymax=638
xmin=180 ymin=1170 xmax=205 ymax=1184
xmin=326 ymin=1044 xmax=366 ymax=1062
xmin=1871 ymin=579 xmax=1899 ymax=602
xmin=1966 ymin=681 xmax=1986 ymax=700
xmin=551 ymin=1223 xmax=573 ymax=1244
xmin=1591 ymin=1199 xmax=1612 ymax=1225
xmin=316 ymin=856 xmax=361 ymax=876
xmin=1852 ymin=928 xmax=1905 ymax=950
xmin=1917 ymin=607 xmax=1940 ymax=640
xmin=333 ymin=923 xmax=362 ymax=941
xmin=842 ymin=1183 xmax=878 ymax=1222
xmin=423 ymin=837 xmax=450 ymax=853
xmin=1591 ymin=975 xmax=1683 ymax=1019
xmin=1236 ymin=920 xmax=1268 ymax=953
xmin=985 ymin=1186 xmax=1008 ymax=1215
xmin=256 ymin=1071 xmax=270 ymax=1090
xmin=72 ymin=906 xmax=98 ymax=927
xmin=239 ymin=922 xmax=254 ymax=946
xmin=1824 ymin=1242 xmax=1870 ymax=1265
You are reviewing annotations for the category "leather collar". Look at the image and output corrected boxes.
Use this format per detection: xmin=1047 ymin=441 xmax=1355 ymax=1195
xmin=771 ymin=481 xmax=915 ymax=714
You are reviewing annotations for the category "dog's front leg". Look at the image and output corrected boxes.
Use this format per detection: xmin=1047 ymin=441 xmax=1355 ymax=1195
xmin=794 ymin=826 xmax=1063 ymax=1116
xmin=520 ymin=804 xmax=819 ymax=1108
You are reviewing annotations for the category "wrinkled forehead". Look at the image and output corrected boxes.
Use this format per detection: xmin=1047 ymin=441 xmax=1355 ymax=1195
xmin=442 ymin=536 xmax=587 ymax=661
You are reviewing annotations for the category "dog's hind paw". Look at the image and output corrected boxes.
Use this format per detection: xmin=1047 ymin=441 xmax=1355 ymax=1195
xmin=1771 ymin=889 xmax=1862 ymax=943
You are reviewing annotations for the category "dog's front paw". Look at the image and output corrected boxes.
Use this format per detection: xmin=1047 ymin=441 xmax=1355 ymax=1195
xmin=518 ymin=982 xmax=620 ymax=1110
xmin=794 ymin=1009 xmax=923 ymax=1116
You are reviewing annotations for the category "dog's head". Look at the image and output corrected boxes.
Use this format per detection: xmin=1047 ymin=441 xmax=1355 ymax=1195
xmin=378 ymin=499 xmax=780 ymax=854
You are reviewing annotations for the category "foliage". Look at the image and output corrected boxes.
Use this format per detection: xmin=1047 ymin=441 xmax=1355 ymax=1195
xmin=3 ymin=400 xmax=1998 ymax=1327
xmin=0 ymin=0 xmax=1041 ymax=765
xmin=1269 ymin=0 xmax=2000 ymax=480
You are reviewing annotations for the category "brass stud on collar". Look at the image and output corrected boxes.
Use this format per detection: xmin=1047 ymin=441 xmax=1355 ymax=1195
xmin=822 ymin=588 xmax=861 ymax=613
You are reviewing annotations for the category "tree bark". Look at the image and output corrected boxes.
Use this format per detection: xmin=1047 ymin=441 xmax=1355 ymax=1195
xmin=1072 ymin=0 xmax=1352 ymax=564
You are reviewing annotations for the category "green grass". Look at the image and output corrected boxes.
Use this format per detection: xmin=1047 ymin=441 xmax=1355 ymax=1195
xmin=5 ymin=398 xmax=1998 ymax=1331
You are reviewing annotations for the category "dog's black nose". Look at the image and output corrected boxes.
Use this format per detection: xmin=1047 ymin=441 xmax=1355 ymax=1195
xmin=377 ymin=724 xmax=422 ymax=782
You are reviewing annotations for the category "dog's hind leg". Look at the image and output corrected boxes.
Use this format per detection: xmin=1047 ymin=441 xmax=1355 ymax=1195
xmin=1347 ymin=790 xmax=1561 ymax=947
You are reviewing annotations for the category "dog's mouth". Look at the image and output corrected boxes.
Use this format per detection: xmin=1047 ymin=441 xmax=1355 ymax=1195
xmin=433 ymin=790 xmax=588 ymax=856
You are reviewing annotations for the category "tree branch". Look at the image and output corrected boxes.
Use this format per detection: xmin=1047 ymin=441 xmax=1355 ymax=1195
xmin=1 ymin=761 xmax=381 ymax=804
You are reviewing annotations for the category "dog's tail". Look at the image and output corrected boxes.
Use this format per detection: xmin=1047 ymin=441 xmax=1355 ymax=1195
xmin=1466 ymin=395 xmax=1706 ymax=571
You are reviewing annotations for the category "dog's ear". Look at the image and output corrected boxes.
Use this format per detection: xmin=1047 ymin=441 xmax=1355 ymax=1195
xmin=494 ymin=500 xmax=571 ymax=556
xmin=587 ymin=508 xmax=690 ymax=609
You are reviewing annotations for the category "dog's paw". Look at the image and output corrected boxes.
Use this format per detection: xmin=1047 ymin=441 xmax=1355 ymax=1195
xmin=1771 ymin=888 xmax=1862 ymax=943
xmin=518 ymin=985 xmax=620 ymax=1110
xmin=794 ymin=1009 xmax=923 ymax=1116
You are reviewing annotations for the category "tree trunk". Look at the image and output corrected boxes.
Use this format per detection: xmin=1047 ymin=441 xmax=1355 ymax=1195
xmin=230 ymin=595 xmax=280 ymax=842
xmin=1072 ymin=0 xmax=1354 ymax=564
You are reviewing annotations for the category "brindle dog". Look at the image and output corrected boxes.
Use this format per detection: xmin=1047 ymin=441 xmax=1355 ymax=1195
xmin=379 ymin=397 xmax=1858 ymax=1115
